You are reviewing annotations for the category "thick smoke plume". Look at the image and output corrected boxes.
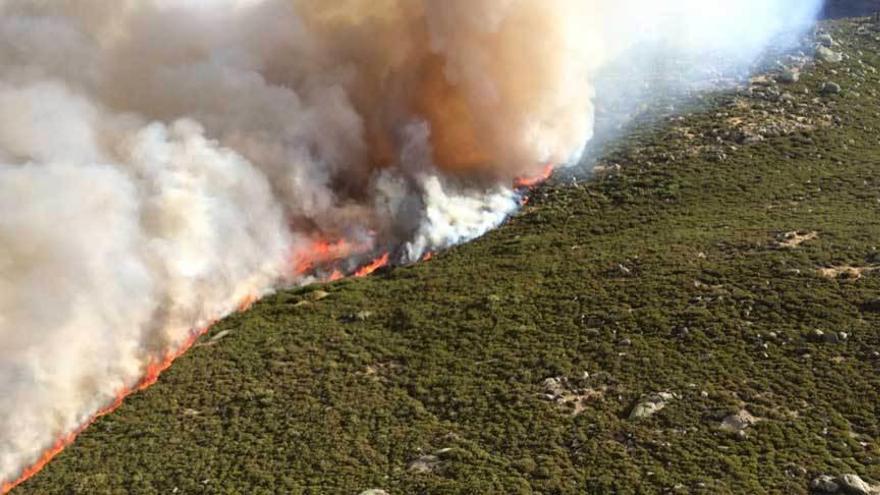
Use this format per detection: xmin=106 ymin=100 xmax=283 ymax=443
xmin=0 ymin=0 xmax=820 ymax=486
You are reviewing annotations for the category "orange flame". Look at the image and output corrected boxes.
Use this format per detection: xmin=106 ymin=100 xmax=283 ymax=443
xmin=291 ymin=239 xmax=355 ymax=276
xmin=354 ymin=252 xmax=390 ymax=278
xmin=514 ymin=164 xmax=554 ymax=189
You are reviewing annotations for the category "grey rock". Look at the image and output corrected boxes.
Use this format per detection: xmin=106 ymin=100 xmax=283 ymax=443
xmin=340 ymin=310 xmax=374 ymax=323
xmin=810 ymin=474 xmax=879 ymax=495
xmin=821 ymin=82 xmax=842 ymax=95
xmin=359 ymin=490 xmax=391 ymax=495
xmin=408 ymin=455 xmax=440 ymax=474
xmin=809 ymin=329 xmax=844 ymax=344
xmin=812 ymin=475 xmax=840 ymax=493
xmin=542 ymin=377 xmax=566 ymax=398
xmin=817 ymin=46 xmax=843 ymax=64
xmin=208 ymin=330 xmax=232 ymax=343
xmin=838 ymin=474 xmax=878 ymax=495
xmin=720 ymin=410 xmax=760 ymax=434
xmin=307 ymin=290 xmax=331 ymax=302
xmin=824 ymin=331 xmax=841 ymax=344
xmin=817 ymin=33 xmax=835 ymax=48
xmin=750 ymin=75 xmax=775 ymax=87
xmin=777 ymin=69 xmax=800 ymax=84
xmin=629 ymin=392 xmax=674 ymax=420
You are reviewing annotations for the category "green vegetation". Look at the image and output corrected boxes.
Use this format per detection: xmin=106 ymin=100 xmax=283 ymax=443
xmin=17 ymin=19 xmax=880 ymax=494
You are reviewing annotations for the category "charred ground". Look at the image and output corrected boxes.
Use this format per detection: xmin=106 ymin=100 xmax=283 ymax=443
xmin=16 ymin=18 xmax=880 ymax=495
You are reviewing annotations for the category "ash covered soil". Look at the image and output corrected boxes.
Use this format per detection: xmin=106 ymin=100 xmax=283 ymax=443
xmin=18 ymin=18 xmax=880 ymax=495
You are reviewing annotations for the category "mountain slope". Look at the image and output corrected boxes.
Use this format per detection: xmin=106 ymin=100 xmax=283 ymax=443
xmin=16 ymin=17 xmax=880 ymax=495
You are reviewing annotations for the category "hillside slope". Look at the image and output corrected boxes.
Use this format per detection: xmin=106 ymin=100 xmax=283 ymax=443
xmin=16 ymin=18 xmax=880 ymax=495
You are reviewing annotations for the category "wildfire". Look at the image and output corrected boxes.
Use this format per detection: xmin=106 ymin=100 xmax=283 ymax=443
xmin=290 ymin=236 xmax=393 ymax=282
xmin=3 ymin=246 xmax=403 ymax=492
xmin=354 ymin=252 xmax=391 ymax=278
xmin=5 ymin=172 xmax=540 ymax=492
xmin=291 ymin=239 xmax=357 ymax=276
xmin=0 ymin=320 xmax=217 ymax=495
xmin=513 ymin=164 xmax=554 ymax=189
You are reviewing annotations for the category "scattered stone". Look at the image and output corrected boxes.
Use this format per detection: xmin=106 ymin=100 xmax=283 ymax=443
xmin=812 ymin=475 xmax=840 ymax=493
xmin=776 ymin=231 xmax=818 ymax=249
xmin=341 ymin=310 xmax=374 ymax=323
xmin=808 ymin=329 xmax=842 ymax=344
xmin=541 ymin=376 xmax=606 ymax=416
xmin=408 ymin=454 xmax=440 ymax=474
xmin=817 ymin=33 xmax=835 ymax=48
xmin=719 ymin=410 xmax=761 ymax=435
xmin=818 ymin=265 xmax=880 ymax=280
xmin=839 ymin=474 xmax=879 ymax=495
xmin=750 ymin=75 xmax=775 ymax=87
xmin=735 ymin=129 xmax=765 ymax=144
xmin=307 ymin=290 xmax=331 ymax=302
xmin=811 ymin=474 xmax=880 ymax=494
xmin=209 ymin=330 xmax=232 ymax=343
xmin=817 ymin=46 xmax=843 ymax=64
xmin=777 ymin=69 xmax=800 ymax=84
xmin=629 ymin=392 xmax=675 ymax=421
xmin=542 ymin=377 xmax=566 ymax=398
xmin=359 ymin=490 xmax=390 ymax=495
xmin=821 ymin=81 xmax=842 ymax=95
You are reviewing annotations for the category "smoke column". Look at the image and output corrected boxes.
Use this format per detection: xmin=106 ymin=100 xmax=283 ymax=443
xmin=0 ymin=0 xmax=821 ymax=486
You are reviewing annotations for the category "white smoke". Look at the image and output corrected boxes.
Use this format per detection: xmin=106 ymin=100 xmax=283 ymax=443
xmin=0 ymin=0 xmax=820 ymax=487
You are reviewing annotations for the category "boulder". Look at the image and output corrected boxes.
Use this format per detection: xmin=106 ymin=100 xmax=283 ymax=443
xmin=817 ymin=33 xmax=835 ymax=48
xmin=777 ymin=69 xmax=800 ymax=84
xmin=820 ymin=82 xmax=842 ymax=95
xmin=817 ymin=46 xmax=843 ymax=63
xmin=719 ymin=410 xmax=760 ymax=435
xmin=629 ymin=392 xmax=675 ymax=420
xmin=839 ymin=474 xmax=878 ymax=495
xmin=408 ymin=455 xmax=440 ymax=474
